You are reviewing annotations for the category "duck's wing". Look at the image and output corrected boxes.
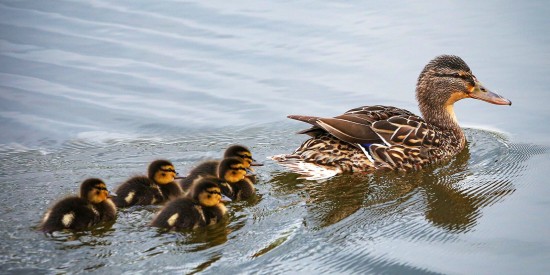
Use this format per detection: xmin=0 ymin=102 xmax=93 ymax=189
xmin=288 ymin=105 xmax=418 ymax=146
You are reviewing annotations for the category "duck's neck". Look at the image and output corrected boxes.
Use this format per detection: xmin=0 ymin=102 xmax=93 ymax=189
xmin=418 ymin=96 xmax=466 ymax=148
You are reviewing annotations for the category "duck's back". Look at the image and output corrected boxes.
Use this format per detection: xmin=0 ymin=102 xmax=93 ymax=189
xmin=114 ymin=176 xmax=164 ymax=207
xmin=151 ymin=198 xmax=205 ymax=230
xmin=272 ymin=105 xmax=460 ymax=179
xmin=40 ymin=197 xmax=99 ymax=233
xmin=178 ymin=160 xmax=219 ymax=191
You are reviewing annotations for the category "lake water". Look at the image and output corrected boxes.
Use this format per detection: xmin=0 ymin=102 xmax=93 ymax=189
xmin=1 ymin=1 xmax=549 ymax=274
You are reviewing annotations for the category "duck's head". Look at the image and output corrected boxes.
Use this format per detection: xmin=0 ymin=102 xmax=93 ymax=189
xmin=224 ymin=145 xmax=263 ymax=172
xmin=148 ymin=159 xmax=178 ymax=184
xmin=218 ymin=157 xmax=247 ymax=184
xmin=191 ymin=178 xmax=227 ymax=207
xmin=80 ymin=178 xmax=112 ymax=204
xmin=416 ymin=55 xmax=511 ymax=129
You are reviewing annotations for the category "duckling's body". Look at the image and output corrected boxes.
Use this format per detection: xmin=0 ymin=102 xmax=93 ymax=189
xmin=271 ymin=55 xmax=511 ymax=180
xmin=114 ymin=160 xmax=182 ymax=207
xmin=39 ymin=178 xmax=116 ymax=233
xmin=151 ymin=178 xmax=227 ymax=230
xmin=178 ymin=160 xmax=219 ymax=191
xmin=179 ymin=145 xmax=259 ymax=191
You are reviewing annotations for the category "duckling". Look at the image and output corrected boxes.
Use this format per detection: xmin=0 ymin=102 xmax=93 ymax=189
xmin=178 ymin=145 xmax=261 ymax=191
xmin=113 ymin=159 xmax=183 ymax=207
xmin=218 ymin=157 xmax=256 ymax=201
xmin=39 ymin=178 xmax=116 ymax=233
xmin=151 ymin=177 xmax=229 ymax=230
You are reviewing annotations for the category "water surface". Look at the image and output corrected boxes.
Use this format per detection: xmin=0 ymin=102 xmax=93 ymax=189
xmin=1 ymin=1 xmax=549 ymax=274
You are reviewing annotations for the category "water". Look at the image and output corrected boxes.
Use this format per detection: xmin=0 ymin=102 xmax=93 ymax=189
xmin=1 ymin=1 xmax=549 ymax=274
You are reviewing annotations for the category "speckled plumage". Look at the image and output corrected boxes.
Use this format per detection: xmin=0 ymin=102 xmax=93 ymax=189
xmin=272 ymin=55 xmax=511 ymax=180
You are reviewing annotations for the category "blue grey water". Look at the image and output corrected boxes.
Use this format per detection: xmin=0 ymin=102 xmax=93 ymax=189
xmin=1 ymin=0 xmax=549 ymax=274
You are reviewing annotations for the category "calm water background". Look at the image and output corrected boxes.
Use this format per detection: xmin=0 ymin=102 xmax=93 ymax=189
xmin=1 ymin=1 xmax=549 ymax=274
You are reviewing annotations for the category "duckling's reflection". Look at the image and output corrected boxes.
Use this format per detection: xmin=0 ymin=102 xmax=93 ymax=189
xmin=270 ymin=142 xmax=516 ymax=232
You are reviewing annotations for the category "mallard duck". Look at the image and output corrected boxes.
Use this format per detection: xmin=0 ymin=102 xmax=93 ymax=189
xmin=217 ymin=157 xmax=256 ymax=200
xmin=39 ymin=178 xmax=116 ymax=233
xmin=113 ymin=159 xmax=183 ymax=207
xmin=271 ymin=55 xmax=511 ymax=180
xmin=178 ymin=145 xmax=261 ymax=191
xmin=151 ymin=177 xmax=229 ymax=230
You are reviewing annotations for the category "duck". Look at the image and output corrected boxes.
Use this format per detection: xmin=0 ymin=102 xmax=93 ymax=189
xmin=151 ymin=177 xmax=229 ymax=230
xmin=217 ymin=157 xmax=256 ymax=201
xmin=39 ymin=178 xmax=116 ymax=233
xmin=271 ymin=55 xmax=511 ymax=180
xmin=113 ymin=159 xmax=183 ymax=207
xmin=178 ymin=145 xmax=261 ymax=191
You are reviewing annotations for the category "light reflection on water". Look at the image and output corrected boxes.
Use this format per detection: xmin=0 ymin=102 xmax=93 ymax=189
xmin=1 ymin=0 xmax=550 ymax=274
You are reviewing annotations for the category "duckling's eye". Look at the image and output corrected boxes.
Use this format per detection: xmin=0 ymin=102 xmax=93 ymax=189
xmin=160 ymin=168 xmax=177 ymax=173
xmin=238 ymin=154 xmax=251 ymax=160
xmin=94 ymin=187 xmax=108 ymax=191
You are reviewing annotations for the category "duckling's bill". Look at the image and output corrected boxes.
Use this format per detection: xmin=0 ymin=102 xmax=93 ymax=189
xmin=221 ymin=194 xmax=232 ymax=202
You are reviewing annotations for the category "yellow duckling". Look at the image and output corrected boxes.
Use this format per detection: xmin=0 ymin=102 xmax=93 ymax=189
xmin=178 ymin=145 xmax=261 ymax=191
xmin=113 ymin=159 xmax=183 ymax=207
xmin=39 ymin=178 xmax=116 ymax=233
xmin=217 ymin=157 xmax=256 ymax=201
xmin=151 ymin=177 xmax=229 ymax=230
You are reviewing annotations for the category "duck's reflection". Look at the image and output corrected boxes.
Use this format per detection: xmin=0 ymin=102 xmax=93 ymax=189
xmin=269 ymin=141 xmax=516 ymax=232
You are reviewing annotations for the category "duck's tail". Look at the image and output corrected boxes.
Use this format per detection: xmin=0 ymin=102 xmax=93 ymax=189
xmin=269 ymin=154 xmax=341 ymax=181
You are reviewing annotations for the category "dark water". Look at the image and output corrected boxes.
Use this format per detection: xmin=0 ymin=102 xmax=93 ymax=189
xmin=1 ymin=1 xmax=550 ymax=274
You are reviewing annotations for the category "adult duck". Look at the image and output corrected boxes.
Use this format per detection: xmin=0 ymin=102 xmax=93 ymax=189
xmin=271 ymin=55 xmax=511 ymax=180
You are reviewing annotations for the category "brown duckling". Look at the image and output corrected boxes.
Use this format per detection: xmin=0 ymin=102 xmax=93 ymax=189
xmin=217 ymin=157 xmax=256 ymax=201
xmin=113 ymin=159 xmax=183 ymax=207
xmin=39 ymin=178 xmax=116 ymax=233
xmin=178 ymin=145 xmax=261 ymax=191
xmin=151 ymin=177 xmax=229 ymax=230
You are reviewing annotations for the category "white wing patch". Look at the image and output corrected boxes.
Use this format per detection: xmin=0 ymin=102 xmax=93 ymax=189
xmin=167 ymin=213 xmax=179 ymax=226
xmin=62 ymin=212 xmax=75 ymax=227
xmin=269 ymin=155 xmax=340 ymax=181
xmin=42 ymin=211 xmax=51 ymax=223
xmin=125 ymin=191 xmax=135 ymax=204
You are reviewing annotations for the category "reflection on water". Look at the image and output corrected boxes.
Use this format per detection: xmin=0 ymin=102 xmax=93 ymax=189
xmin=0 ymin=125 xmax=548 ymax=274
xmin=270 ymin=129 xmax=534 ymax=234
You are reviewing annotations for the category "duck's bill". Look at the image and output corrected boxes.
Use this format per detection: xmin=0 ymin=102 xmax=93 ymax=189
xmin=174 ymin=176 xmax=186 ymax=179
xmin=470 ymin=82 xmax=512 ymax=106
xmin=221 ymin=194 xmax=232 ymax=202
xmin=250 ymin=161 xmax=264 ymax=166
xmin=107 ymin=193 xmax=117 ymax=198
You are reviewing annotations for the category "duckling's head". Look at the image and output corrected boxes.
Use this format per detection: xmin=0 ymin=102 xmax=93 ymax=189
xmin=218 ymin=157 xmax=247 ymax=184
xmin=80 ymin=178 xmax=111 ymax=204
xmin=148 ymin=159 xmax=178 ymax=185
xmin=416 ymin=55 xmax=511 ymax=128
xmin=224 ymin=145 xmax=262 ymax=170
xmin=191 ymin=178 xmax=224 ymax=207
